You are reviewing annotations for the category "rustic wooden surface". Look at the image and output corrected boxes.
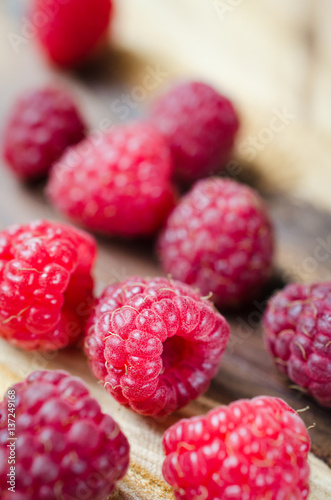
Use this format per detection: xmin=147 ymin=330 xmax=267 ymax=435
xmin=0 ymin=1 xmax=331 ymax=498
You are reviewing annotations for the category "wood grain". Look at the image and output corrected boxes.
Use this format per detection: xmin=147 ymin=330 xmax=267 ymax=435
xmin=0 ymin=2 xmax=331 ymax=499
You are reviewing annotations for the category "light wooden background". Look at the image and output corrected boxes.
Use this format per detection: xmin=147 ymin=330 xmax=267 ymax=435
xmin=0 ymin=1 xmax=331 ymax=499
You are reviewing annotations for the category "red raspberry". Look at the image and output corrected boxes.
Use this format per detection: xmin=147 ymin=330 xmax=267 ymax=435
xmin=150 ymin=81 xmax=239 ymax=184
xmin=0 ymin=370 xmax=129 ymax=500
xmin=162 ymin=396 xmax=310 ymax=500
xmin=33 ymin=0 xmax=113 ymax=67
xmin=84 ymin=276 xmax=230 ymax=417
xmin=158 ymin=178 xmax=274 ymax=308
xmin=263 ymin=282 xmax=331 ymax=408
xmin=0 ymin=220 xmax=96 ymax=351
xmin=2 ymin=86 xmax=86 ymax=180
xmin=47 ymin=123 xmax=176 ymax=238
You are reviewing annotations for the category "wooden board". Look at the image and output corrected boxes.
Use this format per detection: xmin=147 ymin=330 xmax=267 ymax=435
xmin=0 ymin=2 xmax=331 ymax=499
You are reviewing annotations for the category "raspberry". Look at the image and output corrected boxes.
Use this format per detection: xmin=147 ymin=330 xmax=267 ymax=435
xmin=2 ymin=86 xmax=86 ymax=180
xmin=33 ymin=0 xmax=113 ymax=67
xmin=47 ymin=123 xmax=176 ymax=238
xmin=158 ymin=178 xmax=274 ymax=308
xmin=84 ymin=276 xmax=230 ymax=417
xmin=150 ymin=81 xmax=239 ymax=184
xmin=0 ymin=370 xmax=129 ymax=500
xmin=0 ymin=220 xmax=96 ymax=351
xmin=263 ymin=282 xmax=331 ymax=408
xmin=162 ymin=396 xmax=310 ymax=500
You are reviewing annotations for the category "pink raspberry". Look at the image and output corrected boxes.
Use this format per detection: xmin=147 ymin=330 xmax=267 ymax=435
xmin=158 ymin=178 xmax=274 ymax=308
xmin=84 ymin=276 xmax=230 ymax=417
xmin=162 ymin=396 xmax=310 ymax=500
xmin=0 ymin=220 xmax=96 ymax=351
xmin=150 ymin=81 xmax=239 ymax=184
xmin=0 ymin=370 xmax=129 ymax=500
xmin=2 ymin=86 xmax=86 ymax=180
xmin=33 ymin=0 xmax=113 ymax=67
xmin=263 ymin=282 xmax=331 ymax=408
xmin=47 ymin=123 xmax=176 ymax=238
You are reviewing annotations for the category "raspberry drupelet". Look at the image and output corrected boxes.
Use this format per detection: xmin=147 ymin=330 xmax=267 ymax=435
xmin=162 ymin=396 xmax=310 ymax=500
xmin=150 ymin=81 xmax=239 ymax=184
xmin=84 ymin=277 xmax=230 ymax=417
xmin=0 ymin=220 xmax=96 ymax=351
xmin=33 ymin=0 xmax=113 ymax=67
xmin=0 ymin=370 xmax=130 ymax=500
xmin=158 ymin=177 xmax=274 ymax=309
xmin=2 ymin=86 xmax=86 ymax=180
xmin=47 ymin=123 xmax=176 ymax=238
xmin=263 ymin=282 xmax=331 ymax=408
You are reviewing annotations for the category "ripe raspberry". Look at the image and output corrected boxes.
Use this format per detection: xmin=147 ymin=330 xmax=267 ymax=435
xmin=0 ymin=220 xmax=96 ymax=351
xmin=162 ymin=396 xmax=310 ymax=500
xmin=263 ymin=282 xmax=331 ymax=408
xmin=33 ymin=0 xmax=113 ymax=67
xmin=84 ymin=276 xmax=230 ymax=417
xmin=158 ymin=178 xmax=274 ymax=308
xmin=150 ymin=81 xmax=239 ymax=184
xmin=47 ymin=123 xmax=176 ymax=238
xmin=0 ymin=370 xmax=129 ymax=500
xmin=2 ymin=86 xmax=86 ymax=180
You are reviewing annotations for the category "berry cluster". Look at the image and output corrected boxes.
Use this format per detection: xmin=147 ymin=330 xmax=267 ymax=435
xmin=34 ymin=0 xmax=113 ymax=67
xmin=263 ymin=282 xmax=331 ymax=408
xmin=0 ymin=370 xmax=129 ymax=500
xmin=3 ymin=86 xmax=86 ymax=180
xmin=150 ymin=81 xmax=239 ymax=184
xmin=84 ymin=276 xmax=230 ymax=417
xmin=47 ymin=123 xmax=176 ymax=237
xmin=159 ymin=177 xmax=274 ymax=308
xmin=162 ymin=396 xmax=311 ymax=499
xmin=0 ymin=220 xmax=96 ymax=350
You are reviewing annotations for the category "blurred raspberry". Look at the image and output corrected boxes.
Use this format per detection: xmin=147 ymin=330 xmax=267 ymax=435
xmin=163 ymin=396 xmax=310 ymax=499
xmin=33 ymin=0 xmax=113 ymax=67
xmin=84 ymin=276 xmax=230 ymax=417
xmin=2 ymin=86 xmax=86 ymax=180
xmin=0 ymin=220 xmax=96 ymax=351
xmin=263 ymin=282 xmax=331 ymax=407
xmin=47 ymin=123 xmax=176 ymax=238
xmin=158 ymin=178 xmax=274 ymax=308
xmin=0 ymin=370 xmax=129 ymax=499
xmin=150 ymin=81 xmax=239 ymax=183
